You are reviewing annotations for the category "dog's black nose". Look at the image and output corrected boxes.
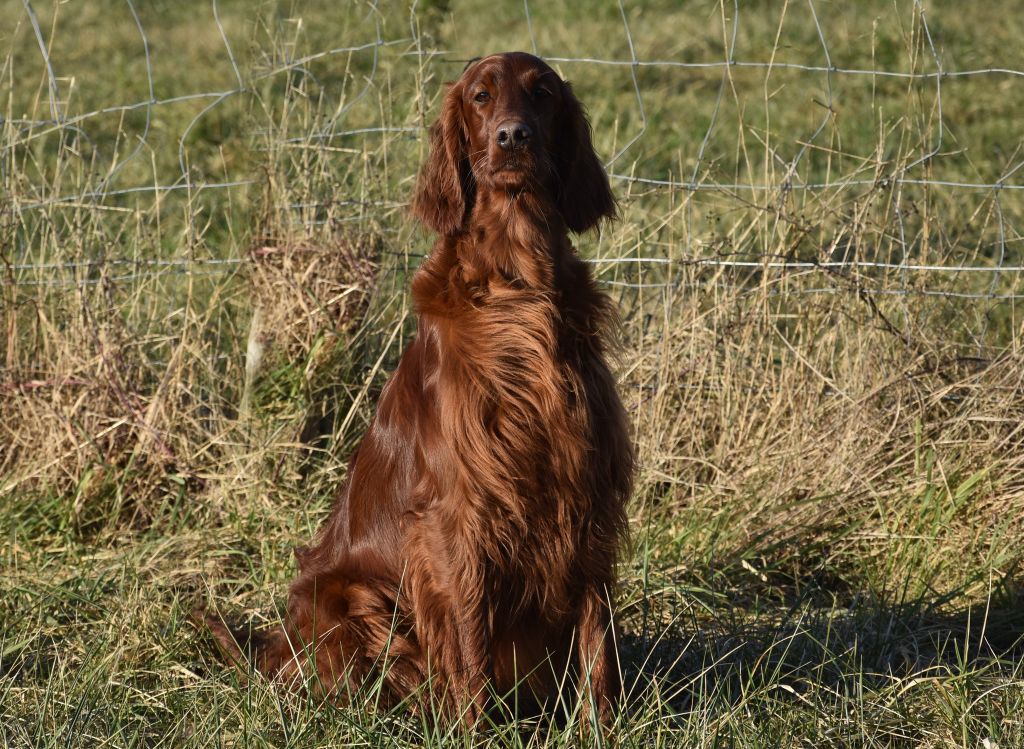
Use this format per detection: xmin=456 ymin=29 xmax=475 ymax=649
xmin=496 ymin=121 xmax=532 ymax=151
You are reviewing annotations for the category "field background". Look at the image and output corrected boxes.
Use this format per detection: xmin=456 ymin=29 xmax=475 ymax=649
xmin=2 ymin=0 xmax=1024 ymax=746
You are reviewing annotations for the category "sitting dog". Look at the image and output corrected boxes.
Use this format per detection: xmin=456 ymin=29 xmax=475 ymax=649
xmin=204 ymin=51 xmax=633 ymax=726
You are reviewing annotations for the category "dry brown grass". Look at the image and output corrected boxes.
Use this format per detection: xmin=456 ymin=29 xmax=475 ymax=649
xmin=247 ymin=235 xmax=378 ymax=362
xmin=0 ymin=290 xmax=174 ymax=526
xmin=627 ymin=267 xmax=1024 ymax=598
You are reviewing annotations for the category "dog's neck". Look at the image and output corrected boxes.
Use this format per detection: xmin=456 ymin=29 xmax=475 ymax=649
xmin=412 ymin=186 xmax=584 ymax=316
xmin=456 ymin=186 xmax=567 ymax=290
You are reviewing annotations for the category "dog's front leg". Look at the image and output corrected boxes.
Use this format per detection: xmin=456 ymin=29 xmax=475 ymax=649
xmin=577 ymin=582 xmax=620 ymax=729
xmin=453 ymin=570 xmax=493 ymax=726
xmin=406 ymin=521 xmax=492 ymax=725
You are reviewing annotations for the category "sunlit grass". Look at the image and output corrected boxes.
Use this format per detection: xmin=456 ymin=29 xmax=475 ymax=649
xmin=2 ymin=1 xmax=1023 ymax=746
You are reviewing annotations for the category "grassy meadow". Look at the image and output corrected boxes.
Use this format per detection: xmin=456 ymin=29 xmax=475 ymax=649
xmin=2 ymin=0 xmax=1024 ymax=746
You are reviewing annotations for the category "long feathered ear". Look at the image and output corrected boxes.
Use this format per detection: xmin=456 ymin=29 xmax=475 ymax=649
xmin=556 ymin=81 xmax=617 ymax=233
xmin=412 ymin=82 xmax=472 ymax=236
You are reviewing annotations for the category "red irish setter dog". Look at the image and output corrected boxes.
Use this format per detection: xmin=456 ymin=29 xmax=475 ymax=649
xmin=204 ymin=51 xmax=633 ymax=726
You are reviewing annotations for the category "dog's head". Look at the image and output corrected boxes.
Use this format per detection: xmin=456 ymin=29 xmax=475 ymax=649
xmin=412 ymin=52 xmax=616 ymax=236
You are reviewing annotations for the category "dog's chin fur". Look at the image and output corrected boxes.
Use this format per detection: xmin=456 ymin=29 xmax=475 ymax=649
xmin=486 ymin=160 xmax=536 ymax=189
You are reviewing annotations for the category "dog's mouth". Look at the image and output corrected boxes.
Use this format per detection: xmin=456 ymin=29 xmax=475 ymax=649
xmin=489 ymin=156 xmax=538 ymax=189
xmin=494 ymin=157 xmax=529 ymax=172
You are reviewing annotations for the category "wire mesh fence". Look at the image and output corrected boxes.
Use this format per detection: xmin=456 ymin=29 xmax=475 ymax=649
xmin=3 ymin=0 xmax=1023 ymax=570
xmin=3 ymin=0 xmax=1022 ymax=310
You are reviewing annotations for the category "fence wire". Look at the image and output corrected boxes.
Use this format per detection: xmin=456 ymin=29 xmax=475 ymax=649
xmin=2 ymin=0 xmax=1022 ymax=303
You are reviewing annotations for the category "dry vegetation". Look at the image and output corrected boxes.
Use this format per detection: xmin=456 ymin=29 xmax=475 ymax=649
xmin=2 ymin=1 xmax=1023 ymax=746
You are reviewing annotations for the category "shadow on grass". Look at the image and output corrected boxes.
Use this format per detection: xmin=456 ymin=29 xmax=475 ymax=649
xmin=618 ymin=575 xmax=1024 ymax=717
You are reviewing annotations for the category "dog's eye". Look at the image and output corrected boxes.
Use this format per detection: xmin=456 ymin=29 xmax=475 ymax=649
xmin=532 ymin=86 xmax=552 ymax=100
xmin=474 ymin=90 xmax=490 ymax=103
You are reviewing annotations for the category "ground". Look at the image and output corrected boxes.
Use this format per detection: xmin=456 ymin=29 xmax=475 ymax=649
xmin=2 ymin=1 xmax=1023 ymax=746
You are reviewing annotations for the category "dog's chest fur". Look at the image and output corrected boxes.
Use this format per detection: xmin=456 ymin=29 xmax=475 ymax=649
xmin=413 ymin=221 xmax=600 ymax=609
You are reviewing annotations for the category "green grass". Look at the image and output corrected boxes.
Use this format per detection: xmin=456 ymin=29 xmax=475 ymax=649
xmin=2 ymin=0 xmax=1024 ymax=746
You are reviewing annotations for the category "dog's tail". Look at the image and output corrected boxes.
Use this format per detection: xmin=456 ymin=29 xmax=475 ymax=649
xmin=193 ymin=607 xmax=285 ymax=675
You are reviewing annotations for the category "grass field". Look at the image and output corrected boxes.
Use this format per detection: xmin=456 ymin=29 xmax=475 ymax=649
xmin=2 ymin=1 xmax=1024 ymax=746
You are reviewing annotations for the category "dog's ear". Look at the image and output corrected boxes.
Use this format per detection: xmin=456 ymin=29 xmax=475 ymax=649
xmin=555 ymin=81 xmax=617 ymax=233
xmin=412 ymin=82 xmax=473 ymax=236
